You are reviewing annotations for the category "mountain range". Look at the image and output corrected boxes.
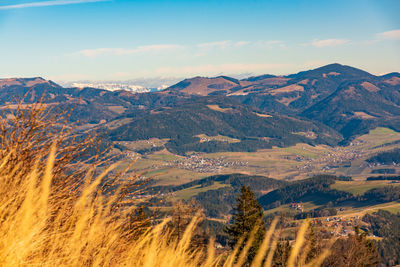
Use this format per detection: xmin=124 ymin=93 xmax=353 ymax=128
xmin=1 ymin=63 xmax=399 ymax=153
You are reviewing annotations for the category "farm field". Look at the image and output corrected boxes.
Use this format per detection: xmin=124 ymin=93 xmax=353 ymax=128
xmin=331 ymin=180 xmax=400 ymax=195
xmin=335 ymin=201 xmax=400 ymax=218
xmin=264 ymin=199 xmax=400 ymax=219
xmin=121 ymin=127 xmax=400 ymax=186
xmin=172 ymin=182 xmax=229 ymax=200
xmin=263 ymin=201 xmax=322 ymax=216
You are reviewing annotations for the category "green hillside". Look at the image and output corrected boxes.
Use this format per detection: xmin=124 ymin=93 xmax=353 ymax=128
xmin=107 ymin=97 xmax=342 ymax=154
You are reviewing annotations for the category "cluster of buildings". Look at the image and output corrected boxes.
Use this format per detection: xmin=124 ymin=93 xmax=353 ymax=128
xmin=289 ymin=202 xmax=304 ymax=212
xmin=290 ymin=146 xmax=366 ymax=173
xmin=313 ymin=215 xmax=364 ymax=237
xmin=176 ymin=154 xmax=247 ymax=173
xmin=319 ymin=148 xmax=361 ymax=166
xmin=367 ymin=162 xmax=400 ymax=168
xmin=197 ymin=136 xmax=239 ymax=143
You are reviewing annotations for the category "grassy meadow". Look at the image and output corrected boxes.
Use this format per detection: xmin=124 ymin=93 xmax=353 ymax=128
xmin=0 ymin=104 xmax=335 ymax=267
xmin=331 ymin=180 xmax=400 ymax=196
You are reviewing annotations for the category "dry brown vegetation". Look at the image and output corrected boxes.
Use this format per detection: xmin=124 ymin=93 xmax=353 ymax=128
xmin=0 ymin=102 xmax=334 ymax=266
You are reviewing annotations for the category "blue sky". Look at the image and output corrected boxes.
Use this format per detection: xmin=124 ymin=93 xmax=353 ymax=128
xmin=0 ymin=0 xmax=399 ymax=82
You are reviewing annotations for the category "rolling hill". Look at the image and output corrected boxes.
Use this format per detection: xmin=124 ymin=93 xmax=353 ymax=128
xmin=105 ymin=97 xmax=342 ymax=154
xmin=166 ymin=63 xmax=400 ymax=141
xmin=301 ymin=79 xmax=400 ymax=140
xmin=1 ymin=63 xmax=399 ymax=149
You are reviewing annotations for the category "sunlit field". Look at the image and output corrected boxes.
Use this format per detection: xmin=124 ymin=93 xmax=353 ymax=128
xmin=0 ymin=104 xmax=332 ymax=266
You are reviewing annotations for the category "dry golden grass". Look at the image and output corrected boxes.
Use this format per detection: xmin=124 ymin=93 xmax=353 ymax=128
xmin=206 ymin=105 xmax=233 ymax=113
xmin=0 ymin=102 xmax=332 ymax=266
xmin=269 ymin=84 xmax=304 ymax=95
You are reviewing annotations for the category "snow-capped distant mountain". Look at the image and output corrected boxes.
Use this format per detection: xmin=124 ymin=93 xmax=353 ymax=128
xmin=58 ymin=78 xmax=181 ymax=93
xmin=70 ymin=82 xmax=157 ymax=93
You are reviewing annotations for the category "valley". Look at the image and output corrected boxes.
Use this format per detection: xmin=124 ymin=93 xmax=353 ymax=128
xmin=1 ymin=63 xmax=399 ymax=223
xmin=118 ymin=127 xmax=400 ymax=186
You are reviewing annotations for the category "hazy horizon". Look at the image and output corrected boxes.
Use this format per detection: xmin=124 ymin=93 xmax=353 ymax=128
xmin=2 ymin=62 xmax=400 ymax=87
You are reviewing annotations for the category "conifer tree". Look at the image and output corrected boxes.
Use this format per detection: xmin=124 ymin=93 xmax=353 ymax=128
xmin=273 ymin=240 xmax=291 ymax=267
xmin=226 ymin=186 xmax=266 ymax=263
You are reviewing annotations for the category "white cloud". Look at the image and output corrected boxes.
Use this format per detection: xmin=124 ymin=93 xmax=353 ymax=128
xmin=78 ymin=48 xmax=116 ymax=57
xmin=311 ymin=39 xmax=349 ymax=47
xmin=359 ymin=29 xmax=400 ymax=45
xmin=76 ymin=44 xmax=185 ymax=57
xmin=197 ymin=40 xmax=251 ymax=49
xmin=193 ymin=41 xmax=250 ymax=57
xmin=0 ymin=0 xmax=110 ymax=9
xmin=197 ymin=41 xmax=231 ymax=49
xmin=377 ymin=29 xmax=400 ymax=40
